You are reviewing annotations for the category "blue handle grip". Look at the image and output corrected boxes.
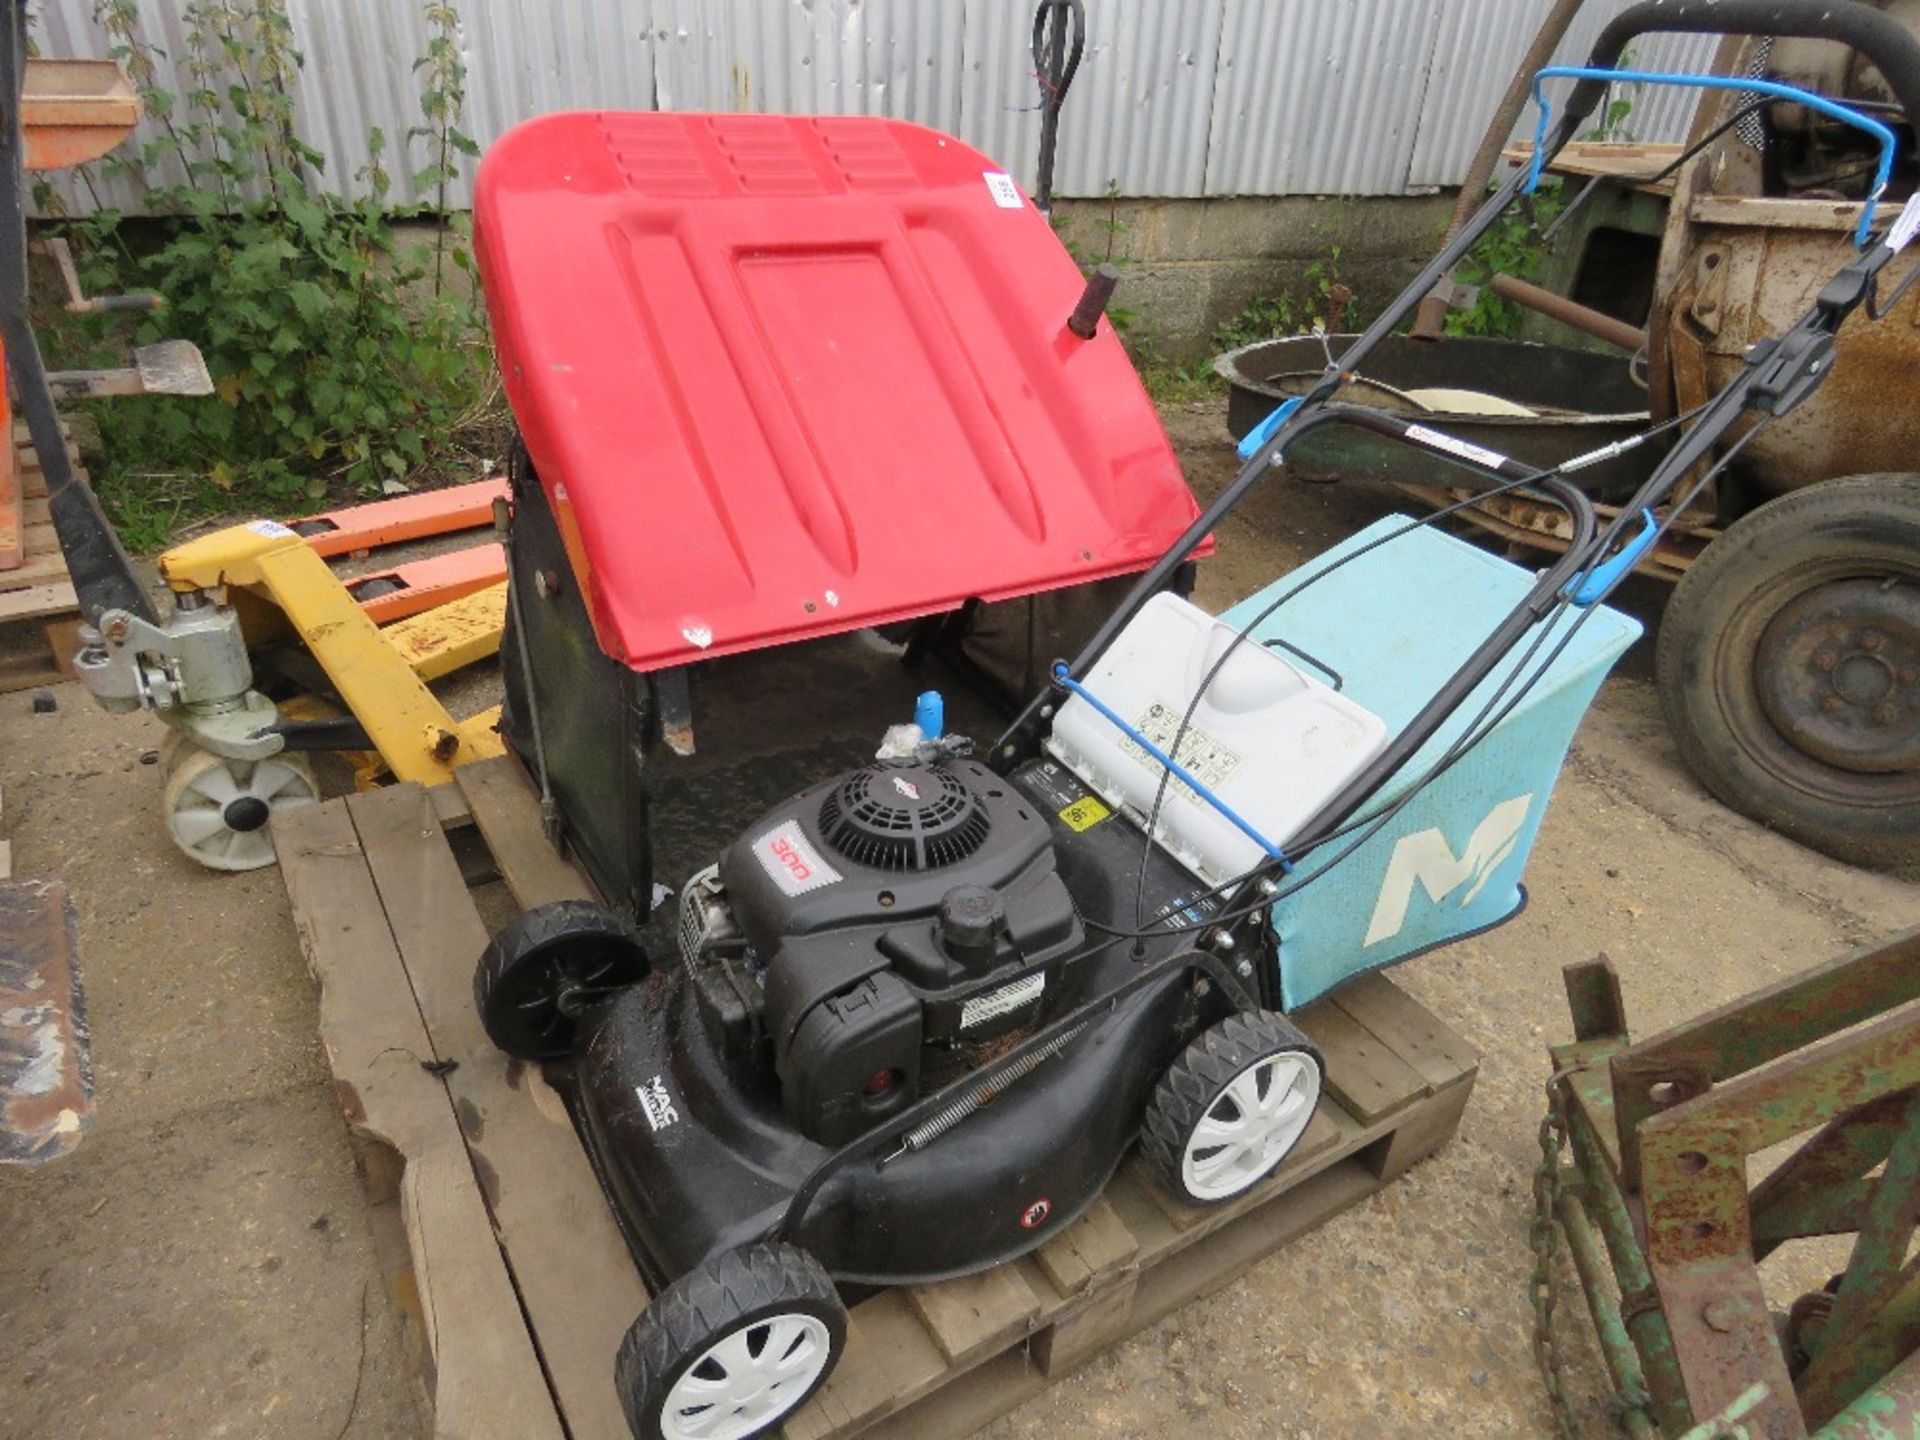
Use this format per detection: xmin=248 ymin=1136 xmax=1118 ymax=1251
xmin=1570 ymin=508 xmax=1657 ymax=605
xmin=1236 ymin=395 xmax=1303 ymax=462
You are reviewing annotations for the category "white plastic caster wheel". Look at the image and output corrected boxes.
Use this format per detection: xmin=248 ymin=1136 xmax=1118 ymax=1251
xmin=162 ymin=749 xmax=320 ymax=871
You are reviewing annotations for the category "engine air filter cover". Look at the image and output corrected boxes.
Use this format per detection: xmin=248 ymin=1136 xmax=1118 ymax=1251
xmin=819 ymin=763 xmax=991 ymax=872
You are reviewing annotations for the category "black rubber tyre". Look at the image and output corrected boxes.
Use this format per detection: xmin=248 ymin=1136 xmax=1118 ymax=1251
xmin=616 ymin=1243 xmax=846 ymax=1440
xmin=1656 ymin=474 xmax=1920 ymax=868
xmin=1141 ymin=1010 xmax=1323 ymax=1207
xmin=472 ymin=899 xmax=648 ymax=1060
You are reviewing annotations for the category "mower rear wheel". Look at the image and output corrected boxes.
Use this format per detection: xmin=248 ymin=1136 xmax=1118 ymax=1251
xmin=473 ymin=900 xmax=648 ymax=1060
xmin=1141 ymin=1010 xmax=1322 ymax=1205
xmin=616 ymin=1242 xmax=845 ymax=1440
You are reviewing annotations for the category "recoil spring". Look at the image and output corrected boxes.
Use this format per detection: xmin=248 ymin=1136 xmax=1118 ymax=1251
xmin=881 ymin=1024 xmax=1086 ymax=1166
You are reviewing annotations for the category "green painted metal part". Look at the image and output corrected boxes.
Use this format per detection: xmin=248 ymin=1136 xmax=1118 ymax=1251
xmin=1541 ymin=928 xmax=1920 ymax=1439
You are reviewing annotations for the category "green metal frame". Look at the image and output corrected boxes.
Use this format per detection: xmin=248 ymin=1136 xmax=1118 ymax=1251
xmin=1542 ymin=927 xmax=1920 ymax=1438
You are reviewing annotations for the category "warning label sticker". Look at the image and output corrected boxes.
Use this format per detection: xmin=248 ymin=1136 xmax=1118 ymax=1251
xmin=1405 ymin=424 xmax=1512 ymax=473
xmin=1058 ymin=794 xmax=1111 ymax=832
xmin=983 ymin=171 xmax=1023 ymax=209
xmin=1124 ymin=703 xmax=1241 ymax=793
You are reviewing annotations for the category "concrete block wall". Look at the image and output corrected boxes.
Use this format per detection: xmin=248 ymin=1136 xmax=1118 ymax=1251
xmin=1049 ymin=193 xmax=1456 ymax=362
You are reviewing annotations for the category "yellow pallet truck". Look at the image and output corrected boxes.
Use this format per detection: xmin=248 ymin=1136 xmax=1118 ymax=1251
xmin=0 ymin=36 xmax=506 ymax=875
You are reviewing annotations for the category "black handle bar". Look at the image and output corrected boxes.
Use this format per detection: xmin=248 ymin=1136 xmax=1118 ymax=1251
xmin=1031 ymin=0 xmax=1086 ymax=212
xmin=1568 ymin=0 xmax=1920 ymax=133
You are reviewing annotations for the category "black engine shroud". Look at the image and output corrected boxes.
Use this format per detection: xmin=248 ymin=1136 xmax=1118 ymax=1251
xmin=719 ymin=757 xmax=1083 ymax=1146
xmin=574 ymin=756 xmax=1268 ymax=1288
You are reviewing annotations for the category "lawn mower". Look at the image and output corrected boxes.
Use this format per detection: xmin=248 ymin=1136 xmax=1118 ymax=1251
xmin=467 ymin=4 xmax=1920 ymax=1437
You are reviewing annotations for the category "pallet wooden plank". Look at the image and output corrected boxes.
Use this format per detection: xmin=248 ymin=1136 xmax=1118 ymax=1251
xmin=275 ymin=798 xmax=566 ymax=1440
xmin=860 ymin=1347 xmax=1047 ymax=1440
xmin=428 ymin=777 xmax=476 ymax=831
xmin=787 ymin=1290 xmax=950 ymax=1440
xmin=15 ymin=616 xmax=84 ymax=692
xmin=1363 ymin=1073 xmax=1477 ymax=1182
xmin=1332 ymin=972 xmax=1477 ymax=1091
xmin=1033 ymin=1195 xmax=1138 ymax=1297
xmin=1296 ymin=1000 xmax=1429 ymax=1125
xmin=346 ymin=783 xmax=645 ymax=1440
xmin=1127 ymin=1157 xmax=1386 ymax=1335
xmin=907 ymin=1261 xmax=1042 ymax=1366
xmin=1030 ymin=1272 xmax=1138 ymax=1378
xmin=455 ymin=753 xmax=594 ymax=910
xmin=0 ymin=549 xmax=72 ymax=594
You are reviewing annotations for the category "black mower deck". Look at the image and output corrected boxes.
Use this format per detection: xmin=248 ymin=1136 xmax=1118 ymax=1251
xmin=275 ymin=754 xmax=1478 ymax=1440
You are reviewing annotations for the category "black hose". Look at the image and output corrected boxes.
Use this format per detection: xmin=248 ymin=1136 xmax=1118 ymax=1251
xmin=1031 ymin=0 xmax=1086 ymax=212
xmin=1580 ymin=0 xmax=1920 ymax=135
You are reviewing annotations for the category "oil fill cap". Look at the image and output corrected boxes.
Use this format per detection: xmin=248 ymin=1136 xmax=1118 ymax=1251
xmin=938 ymin=884 xmax=1007 ymax=961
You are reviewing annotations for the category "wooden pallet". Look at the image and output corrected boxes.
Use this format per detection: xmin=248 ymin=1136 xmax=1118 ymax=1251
xmin=275 ymin=754 xmax=1478 ymax=1440
xmin=0 ymin=424 xmax=83 ymax=694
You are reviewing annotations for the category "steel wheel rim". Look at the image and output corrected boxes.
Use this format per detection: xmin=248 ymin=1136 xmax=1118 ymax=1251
xmin=1181 ymin=1051 xmax=1320 ymax=1203
xmin=660 ymin=1312 xmax=832 ymax=1440
xmin=1712 ymin=559 xmax=1920 ymax=808
xmin=166 ymin=752 xmax=319 ymax=870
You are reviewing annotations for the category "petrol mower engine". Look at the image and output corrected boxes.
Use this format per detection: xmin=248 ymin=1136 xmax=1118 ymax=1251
xmin=682 ymin=751 xmax=1083 ymax=1148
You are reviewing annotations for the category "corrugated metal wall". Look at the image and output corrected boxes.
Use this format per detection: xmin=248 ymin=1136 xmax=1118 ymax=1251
xmin=31 ymin=0 xmax=1724 ymax=210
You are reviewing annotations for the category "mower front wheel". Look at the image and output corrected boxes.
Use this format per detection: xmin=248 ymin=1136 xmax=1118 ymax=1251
xmin=473 ymin=900 xmax=648 ymax=1060
xmin=1141 ymin=1010 xmax=1322 ymax=1206
xmin=616 ymin=1242 xmax=846 ymax=1440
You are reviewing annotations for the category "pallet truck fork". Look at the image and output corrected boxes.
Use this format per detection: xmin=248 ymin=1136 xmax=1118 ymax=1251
xmin=0 ymin=18 xmax=505 ymax=872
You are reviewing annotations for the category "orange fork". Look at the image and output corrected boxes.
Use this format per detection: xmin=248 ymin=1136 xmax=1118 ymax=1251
xmin=289 ymin=475 xmax=508 ymax=558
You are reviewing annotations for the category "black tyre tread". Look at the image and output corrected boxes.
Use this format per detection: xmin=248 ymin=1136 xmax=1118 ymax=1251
xmin=615 ymin=1243 xmax=845 ymax=1440
xmin=472 ymin=899 xmax=645 ymax=1059
xmin=1140 ymin=1009 xmax=1318 ymax=1205
xmin=1656 ymin=473 xmax=1920 ymax=867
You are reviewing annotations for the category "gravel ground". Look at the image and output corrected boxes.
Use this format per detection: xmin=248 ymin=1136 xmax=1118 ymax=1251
xmin=1 ymin=401 xmax=1914 ymax=1440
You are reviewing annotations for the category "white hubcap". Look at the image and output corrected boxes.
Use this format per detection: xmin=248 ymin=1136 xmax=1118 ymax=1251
xmin=163 ymin=750 xmax=320 ymax=871
xmin=1181 ymin=1050 xmax=1321 ymax=1202
xmin=661 ymin=1312 xmax=832 ymax=1440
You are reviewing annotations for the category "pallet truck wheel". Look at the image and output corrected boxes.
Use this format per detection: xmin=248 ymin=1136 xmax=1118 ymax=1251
xmin=1141 ymin=1010 xmax=1322 ymax=1205
xmin=616 ymin=1242 xmax=845 ymax=1440
xmin=473 ymin=900 xmax=648 ymax=1060
xmin=162 ymin=748 xmax=320 ymax=872
xmin=1656 ymin=474 xmax=1920 ymax=868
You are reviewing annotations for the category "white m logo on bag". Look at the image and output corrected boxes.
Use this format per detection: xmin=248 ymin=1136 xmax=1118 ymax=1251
xmin=1363 ymin=795 xmax=1534 ymax=947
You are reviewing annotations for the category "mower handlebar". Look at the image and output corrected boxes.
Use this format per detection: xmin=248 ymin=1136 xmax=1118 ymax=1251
xmin=1572 ymin=0 xmax=1920 ymax=134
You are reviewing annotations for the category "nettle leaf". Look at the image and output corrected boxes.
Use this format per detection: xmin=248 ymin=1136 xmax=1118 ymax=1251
xmin=286 ymin=279 xmax=329 ymax=324
xmin=310 ymin=376 xmax=346 ymax=414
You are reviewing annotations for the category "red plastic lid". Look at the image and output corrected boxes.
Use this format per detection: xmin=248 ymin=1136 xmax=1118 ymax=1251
xmin=476 ymin=112 xmax=1203 ymax=671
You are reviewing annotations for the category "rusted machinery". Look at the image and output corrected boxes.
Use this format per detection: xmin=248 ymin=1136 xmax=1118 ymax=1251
xmin=1224 ymin=1 xmax=1920 ymax=869
xmin=1486 ymin=9 xmax=1920 ymax=873
xmin=1537 ymin=927 xmax=1920 ymax=1438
